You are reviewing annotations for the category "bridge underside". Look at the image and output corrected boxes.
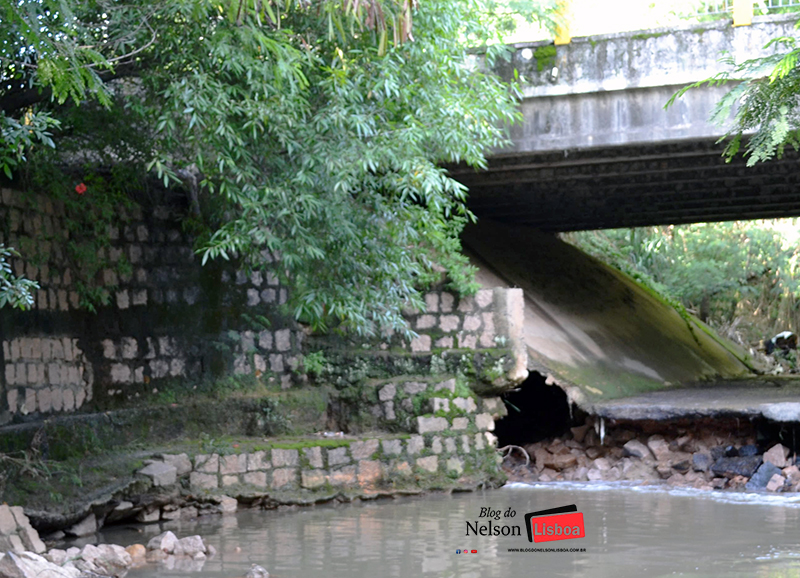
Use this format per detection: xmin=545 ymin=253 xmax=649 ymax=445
xmin=453 ymin=138 xmax=800 ymax=232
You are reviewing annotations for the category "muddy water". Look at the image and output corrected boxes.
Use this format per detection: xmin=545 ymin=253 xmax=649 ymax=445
xmin=103 ymin=483 xmax=800 ymax=578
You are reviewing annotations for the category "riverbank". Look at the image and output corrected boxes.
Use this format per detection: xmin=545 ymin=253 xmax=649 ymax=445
xmin=502 ymin=416 xmax=800 ymax=492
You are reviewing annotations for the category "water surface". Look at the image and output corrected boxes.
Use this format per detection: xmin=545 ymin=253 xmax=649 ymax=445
xmin=100 ymin=483 xmax=800 ymax=578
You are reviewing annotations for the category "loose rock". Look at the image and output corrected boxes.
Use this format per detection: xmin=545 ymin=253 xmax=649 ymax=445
xmin=746 ymin=462 xmax=783 ymax=491
xmin=763 ymin=444 xmax=789 ymax=468
xmin=147 ymin=531 xmax=179 ymax=554
xmin=623 ymin=440 xmax=653 ymax=459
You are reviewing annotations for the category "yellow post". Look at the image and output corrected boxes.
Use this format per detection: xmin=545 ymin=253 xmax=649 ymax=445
xmin=554 ymin=0 xmax=571 ymax=45
xmin=733 ymin=0 xmax=753 ymax=26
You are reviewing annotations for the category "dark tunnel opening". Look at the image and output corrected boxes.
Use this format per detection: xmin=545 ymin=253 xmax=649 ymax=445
xmin=494 ymin=371 xmax=578 ymax=447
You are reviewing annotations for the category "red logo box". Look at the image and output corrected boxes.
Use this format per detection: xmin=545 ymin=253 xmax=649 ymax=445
xmin=530 ymin=512 xmax=585 ymax=543
xmin=525 ymin=504 xmax=585 ymax=543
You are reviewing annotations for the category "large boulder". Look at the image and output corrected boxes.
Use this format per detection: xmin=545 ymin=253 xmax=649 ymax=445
xmin=0 ymin=552 xmax=81 ymax=578
xmin=711 ymin=456 xmax=762 ymax=478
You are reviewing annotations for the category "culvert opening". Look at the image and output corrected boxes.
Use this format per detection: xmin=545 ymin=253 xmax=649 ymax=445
xmin=495 ymin=371 xmax=576 ymax=447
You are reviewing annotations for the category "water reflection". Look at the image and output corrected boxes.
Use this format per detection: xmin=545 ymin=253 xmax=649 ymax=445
xmin=97 ymin=483 xmax=800 ymax=578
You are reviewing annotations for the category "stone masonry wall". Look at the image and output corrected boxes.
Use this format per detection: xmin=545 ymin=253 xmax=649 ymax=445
xmin=0 ymin=188 xmax=303 ymax=424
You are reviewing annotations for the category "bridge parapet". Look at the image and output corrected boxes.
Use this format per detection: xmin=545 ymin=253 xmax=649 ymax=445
xmin=489 ymin=14 xmax=797 ymax=152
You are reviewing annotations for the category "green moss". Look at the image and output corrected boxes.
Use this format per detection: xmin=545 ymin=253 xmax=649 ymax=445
xmin=630 ymin=31 xmax=670 ymax=41
xmin=533 ymin=45 xmax=557 ymax=72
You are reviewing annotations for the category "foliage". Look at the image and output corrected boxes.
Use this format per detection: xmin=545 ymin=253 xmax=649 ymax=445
xmin=0 ymin=245 xmax=38 ymax=309
xmin=1 ymin=0 xmax=555 ymax=336
xmin=565 ymin=221 xmax=800 ymax=344
xmin=666 ymin=18 xmax=800 ymax=165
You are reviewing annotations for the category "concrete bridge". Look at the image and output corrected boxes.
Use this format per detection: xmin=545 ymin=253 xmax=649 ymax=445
xmin=454 ymin=13 xmax=800 ymax=231
xmin=456 ymin=14 xmax=800 ymax=421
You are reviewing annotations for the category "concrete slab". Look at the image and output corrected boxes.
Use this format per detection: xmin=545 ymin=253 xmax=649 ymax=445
xmin=464 ymin=221 xmax=754 ymax=407
xmin=591 ymin=378 xmax=800 ymax=421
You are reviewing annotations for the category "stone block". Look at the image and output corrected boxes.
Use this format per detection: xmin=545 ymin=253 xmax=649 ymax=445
xmin=378 ymin=383 xmax=396 ymax=401
xmin=403 ymin=381 xmax=427 ymax=395
xmin=410 ymin=335 xmax=431 ymax=352
xmin=417 ymin=416 xmax=447 ymax=434
xmin=121 ymin=338 xmax=138 ymax=359
xmin=434 ymin=379 xmax=456 ymax=393
xmin=221 ymin=475 xmax=239 ymax=487
xmin=444 ymin=438 xmax=457 ymax=453
xmin=271 ymin=468 xmax=297 ymax=489
xmin=440 ymin=315 xmax=461 ymax=332
xmin=258 ymin=331 xmax=273 ymax=350
xmin=327 ymin=447 xmax=350 ymax=466
xmin=260 ymin=288 xmax=276 ymax=303
xmin=22 ymin=388 xmax=36 ymax=414
xmin=303 ymin=447 xmax=324 ymax=469
xmin=446 ymin=457 xmax=464 ymax=475
xmin=425 ymin=293 xmax=439 ymax=313
xmin=431 ymin=437 xmax=443 ymax=454
xmin=416 ymin=456 xmax=439 ymax=473
xmin=36 ymin=388 xmax=51 ymax=413
xmin=475 ymin=289 xmax=493 ymax=309
xmin=463 ymin=314 xmax=481 ymax=332
xmin=358 ymin=460 xmax=383 ymax=487
xmin=132 ymin=290 xmax=148 ymax=306
xmin=406 ymin=435 xmax=424 ymax=455
xmin=440 ymin=292 xmax=455 ymax=312
xmin=269 ymin=354 xmax=284 ymax=373
xmin=350 ymin=439 xmax=379 ymax=460
xmin=241 ymin=331 xmax=256 ymax=352
xmin=384 ymin=401 xmax=396 ymax=420
xmin=63 ymin=388 xmax=75 ymax=412
xmin=248 ymin=450 xmax=270 ymax=471
xmin=301 ymin=470 xmax=327 ymax=489
xmin=6 ymin=388 xmax=18 ymax=413
xmin=110 ymin=363 xmax=132 ymax=383
xmin=272 ymin=448 xmax=299 ymax=467
xmin=434 ymin=336 xmax=454 ymax=348
xmin=116 ymin=290 xmax=130 ymax=310
xmin=189 ymin=472 xmax=218 ymax=490
xmin=275 ymin=329 xmax=292 ymax=352
xmin=453 ymin=397 xmax=478 ymax=413
xmin=461 ymin=435 xmax=471 ymax=453
xmin=220 ymin=454 xmax=248 ymax=475
xmin=474 ymin=433 xmax=485 ymax=450
xmin=195 ymin=454 xmax=219 ymax=473
xmin=458 ymin=334 xmax=478 ymax=349
xmin=416 ymin=315 xmax=436 ymax=330
xmin=452 ymin=417 xmax=468 ymax=430
xmin=163 ymin=454 xmax=192 ymax=476
xmin=432 ymin=398 xmax=450 ymax=412
xmin=381 ymin=439 xmax=403 ymax=456
xmin=482 ymin=397 xmax=505 ymax=417
xmin=247 ymin=288 xmax=260 ymax=306
xmin=138 ymin=462 xmax=177 ymax=486
xmin=244 ymin=471 xmax=268 ymax=487
xmin=392 ymin=461 xmax=412 ymax=477
xmin=329 ymin=466 xmax=357 ymax=486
